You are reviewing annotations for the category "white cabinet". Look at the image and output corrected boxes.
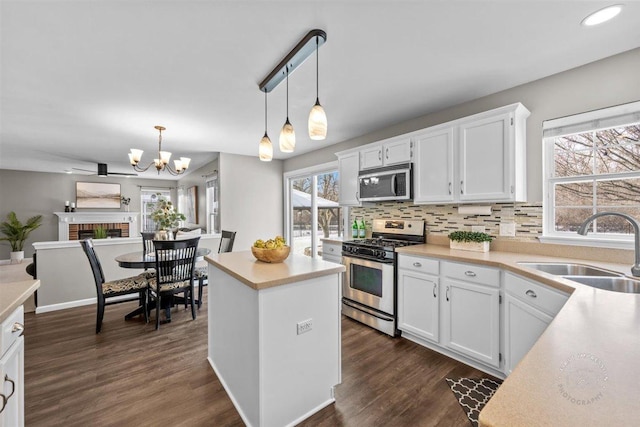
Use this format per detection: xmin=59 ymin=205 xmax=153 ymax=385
xmin=360 ymin=137 xmax=413 ymax=170
xmin=413 ymin=103 xmax=529 ymax=204
xmin=321 ymin=240 xmax=342 ymax=264
xmin=337 ymin=152 xmax=360 ymax=206
xmin=397 ymin=256 xmax=440 ymax=343
xmin=0 ymin=306 xmax=24 ymax=427
xmin=413 ymin=127 xmax=455 ymax=203
xmin=503 ymin=273 xmax=569 ymax=374
xmin=442 ymin=265 xmax=501 ymax=368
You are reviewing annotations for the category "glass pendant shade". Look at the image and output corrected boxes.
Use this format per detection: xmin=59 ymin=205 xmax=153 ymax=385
xmin=159 ymin=151 xmax=172 ymax=164
xmin=259 ymin=133 xmax=273 ymax=161
xmin=308 ymin=99 xmax=327 ymax=140
xmin=130 ymin=149 xmax=143 ymax=163
xmin=180 ymin=157 xmax=191 ymax=169
xmin=279 ymin=118 xmax=295 ymax=153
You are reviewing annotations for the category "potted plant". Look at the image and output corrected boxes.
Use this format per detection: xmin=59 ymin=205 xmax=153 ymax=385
xmin=448 ymin=231 xmax=493 ymax=253
xmin=93 ymin=226 xmax=108 ymax=239
xmin=0 ymin=211 xmax=43 ymax=263
xmin=151 ymin=195 xmax=185 ymax=240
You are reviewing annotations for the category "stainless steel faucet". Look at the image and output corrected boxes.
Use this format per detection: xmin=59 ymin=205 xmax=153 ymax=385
xmin=577 ymin=212 xmax=640 ymax=277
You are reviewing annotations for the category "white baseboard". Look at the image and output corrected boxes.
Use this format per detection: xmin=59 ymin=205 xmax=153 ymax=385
xmin=35 ymin=294 xmax=135 ymax=314
xmin=207 ymin=357 xmax=254 ymax=427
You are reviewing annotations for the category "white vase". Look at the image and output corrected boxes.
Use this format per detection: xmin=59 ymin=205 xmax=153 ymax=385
xmin=10 ymin=251 xmax=24 ymax=264
xmin=154 ymin=230 xmax=174 ymax=240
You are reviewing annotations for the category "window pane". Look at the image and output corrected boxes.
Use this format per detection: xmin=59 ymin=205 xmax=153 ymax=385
xmin=594 ymin=208 xmax=640 ymax=235
xmin=555 ymin=182 xmax=593 ymax=207
xmin=141 ymin=190 xmax=171 ymax=232
xmin=554 ymin=207 xmax=593 ymax=232
xmin=316 ymin=172 xmax=342 ymax=239
xmin=595 ymin=126 xmax=640 ymax=174
xmin=553 ymin=133 xmax=593 ymax=177
xmin=596 ymin=178 xmax=640 ymax=207
xmin=292 ymin=177 xmax=312 ymax=257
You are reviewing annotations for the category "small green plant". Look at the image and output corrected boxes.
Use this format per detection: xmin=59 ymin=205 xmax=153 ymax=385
xmin=448 ymin=231 xmax=493 ymax=243
xmin=93 ymin=226 xmax=108 ymax=239
xmin=0 ymin=212 xmax=43 ymax=251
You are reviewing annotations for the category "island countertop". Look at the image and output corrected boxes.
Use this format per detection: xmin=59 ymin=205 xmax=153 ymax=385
xmin=206 ymin=251 xmax=345 ymax=290
xmin=395 ymin=244 xmax=640 ymax=426
xmin=0 ymin=280 xmax=40 ymax=323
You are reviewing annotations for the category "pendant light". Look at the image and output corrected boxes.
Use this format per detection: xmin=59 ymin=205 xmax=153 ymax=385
xmin=259 ymin=89 xmax=273 ymax=161
xmin=279 ymin=65 xmax=295 ymax=153
xmin=308 ymin=35 xmax=327 ymax=140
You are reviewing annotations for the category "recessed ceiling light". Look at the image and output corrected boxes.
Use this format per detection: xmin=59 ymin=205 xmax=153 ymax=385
xmin=581 ymin=5 xmax=623 ymax=26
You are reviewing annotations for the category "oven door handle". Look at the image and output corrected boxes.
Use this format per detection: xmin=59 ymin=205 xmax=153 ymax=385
xmin=343 ymin=299 xmax=394 ymax=322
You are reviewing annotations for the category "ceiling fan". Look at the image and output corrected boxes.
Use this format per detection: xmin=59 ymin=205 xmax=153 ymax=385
xmin=72 ymin=163 xmax=138 ymax=177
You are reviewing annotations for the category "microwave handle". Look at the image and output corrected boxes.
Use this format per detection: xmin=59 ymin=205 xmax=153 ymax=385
xmin=391 ymin=174 xmax=397 ymax=195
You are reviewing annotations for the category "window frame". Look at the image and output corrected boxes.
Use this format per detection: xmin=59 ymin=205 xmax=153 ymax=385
xmin=541 ymin=101 xmax=640 ymax=249
xmin=283 ymin=161 xmax=345 ymax=258
xmin=140 ymin=188 xmax=172 ymax=233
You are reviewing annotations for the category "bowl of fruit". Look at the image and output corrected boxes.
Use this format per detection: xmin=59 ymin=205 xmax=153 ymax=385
xmin=251 ymin=236 xmax=290 ymax=263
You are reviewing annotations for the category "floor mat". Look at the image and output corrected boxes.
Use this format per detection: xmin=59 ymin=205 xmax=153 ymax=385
xmin=445 ymin=377 xmax=503 ymax=427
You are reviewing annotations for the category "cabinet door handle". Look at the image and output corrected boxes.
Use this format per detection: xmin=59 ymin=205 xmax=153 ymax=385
xmin=378 ymin=150 xmax=382 ymax=161
xmin=433 ymin=283 xmax=437 ymax=298
xmin=460 ymin=180 xmax=464 ymax=194
xmin=386 ymin=148 xmax=389 ymax=160
xmin=12 ymin=322 xmax=24 ymax=336
xmin=448 ymin=182 xmax=452 ymax=195
xmin=525 ymin=289 xmax=537 ymax=298
xmin=356 ymin=191 xmax=360 ymax=201
xmin=464 ymin=271 xmax=476 ymax=277
xmin=329 ymin=248 xmax=334 ymax=252
xmin=446 ymin=286 xmax=450 ymax=302
xmin=413 ymin=262 xmax=422 ymax=267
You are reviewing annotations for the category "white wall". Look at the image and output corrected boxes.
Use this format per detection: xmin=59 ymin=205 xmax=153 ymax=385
xmin=219 ymin=153 xmax=283 ymax=251
xmin=283 ymin=48 xmax=640 ymax=202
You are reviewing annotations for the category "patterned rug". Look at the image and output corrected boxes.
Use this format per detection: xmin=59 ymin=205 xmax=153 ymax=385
xmin=446 ymin=377 xmax=503 ymax=427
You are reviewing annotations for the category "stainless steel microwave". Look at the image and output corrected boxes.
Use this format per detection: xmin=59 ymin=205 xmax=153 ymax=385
xmin=358 ymin=163 xmax=412 ymax=202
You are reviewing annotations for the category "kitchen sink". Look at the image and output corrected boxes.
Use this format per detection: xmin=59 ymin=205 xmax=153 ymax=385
xmin=517 ymin=262 xmax=622 ymax=277
xmin=562 ymin=276 xmax=640 ymax=294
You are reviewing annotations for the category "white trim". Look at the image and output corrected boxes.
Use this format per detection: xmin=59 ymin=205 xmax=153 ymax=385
xmin=283 ymin=160 xmax=338 ymax=179
xmin=207 ymin=357 xmax=254 ymax=427
xmin=284 ymin=398 xmax=335 ymax=427
xmin=538 ymin=235 xmax=634 ymax=250
xmin=543 ymin=100 xmax=640 ymax=138
xmin=35 ymin=294 xmax=138 ymax=314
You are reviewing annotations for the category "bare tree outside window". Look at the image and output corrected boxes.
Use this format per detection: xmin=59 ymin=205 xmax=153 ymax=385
xmin=551 ymin=125 xmax=640 ymax=234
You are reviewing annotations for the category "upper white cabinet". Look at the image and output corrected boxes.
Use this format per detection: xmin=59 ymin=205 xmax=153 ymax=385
xmin=360 ymin=137 xmax=413 ymax=170
xmin=413 ymin=103 xmax=530 ymax=204
xmin=337 ymin=152 xmax=360 ymax=206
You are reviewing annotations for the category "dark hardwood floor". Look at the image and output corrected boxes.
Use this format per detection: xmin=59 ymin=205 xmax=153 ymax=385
xmin=24 ymin=293 xmax=492 ymax=426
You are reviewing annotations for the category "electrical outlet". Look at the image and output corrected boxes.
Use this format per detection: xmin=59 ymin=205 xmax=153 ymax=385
xmin=499 ymin=222 xmax=516 ymax=236
xmin=471 ymin=226 xmax=485 ymax=233
xmin=297 ymin=319 xmax=313 ymax=335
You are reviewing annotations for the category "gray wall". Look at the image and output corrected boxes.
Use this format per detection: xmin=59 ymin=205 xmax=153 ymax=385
xmin=284 ymin=47 xmax=640 ymax=202
xmin=0 ymin=169 xmax=177 ymax=259
xmin=219 ymin=153 xmax=284 ymax=251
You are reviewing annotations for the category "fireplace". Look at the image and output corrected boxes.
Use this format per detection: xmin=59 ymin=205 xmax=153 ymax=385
xmin=55 ymin=212 xmax=138 ymax=241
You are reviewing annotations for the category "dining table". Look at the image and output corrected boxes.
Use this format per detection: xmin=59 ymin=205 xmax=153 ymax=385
xmin=115 ymin=247 xmax=211 ymax=320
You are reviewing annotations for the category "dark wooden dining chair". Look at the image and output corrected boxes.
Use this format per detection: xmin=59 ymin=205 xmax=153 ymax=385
xmin=147 ymin=236 xmax=200 ymax=329
xmin=141 ymin=232 xmax=156 ymax=258
xmin=194 ymin=230 xmax=236 ymax=309
xmin=80 ymin=239 xmax=149 ymax=333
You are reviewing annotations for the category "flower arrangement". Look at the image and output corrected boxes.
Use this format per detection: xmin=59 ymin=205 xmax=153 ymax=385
xmin=151 ymin=194 xmax=185 ymax=230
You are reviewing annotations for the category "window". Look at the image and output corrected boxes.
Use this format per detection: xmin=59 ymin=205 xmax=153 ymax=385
xmin=285 ymin=162 xmax=344 ymax=258
xmin=205 ymin=174 xmax=220 ymax=234
xmin=543 ymin=101 xmax=640 ymax=247
xmin=140 ymin=188 xmax=172 ymax=232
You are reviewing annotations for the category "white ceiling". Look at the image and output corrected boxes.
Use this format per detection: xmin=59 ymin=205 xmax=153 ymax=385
xmin=1 ymin=1 xmax=639 ymax=180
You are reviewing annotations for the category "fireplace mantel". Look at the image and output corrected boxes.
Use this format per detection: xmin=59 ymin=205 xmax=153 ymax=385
xmin=54 ymin=212 xmax=139 ymax=241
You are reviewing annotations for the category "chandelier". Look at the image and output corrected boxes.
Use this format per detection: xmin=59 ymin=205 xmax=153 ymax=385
xmin=128 ymin=126 xmax=191 ymax=175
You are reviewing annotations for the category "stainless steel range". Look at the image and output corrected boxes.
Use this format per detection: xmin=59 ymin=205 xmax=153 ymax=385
xmin=342 ymin=219 xmax=425 ymax=336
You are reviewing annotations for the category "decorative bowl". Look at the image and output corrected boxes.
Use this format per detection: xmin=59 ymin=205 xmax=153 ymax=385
xmin=251 ymin=246 xmax=291 ymax=263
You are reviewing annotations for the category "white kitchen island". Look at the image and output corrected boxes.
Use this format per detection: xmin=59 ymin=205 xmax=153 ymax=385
xmin=206 ymin=251 xmax=345 ymax=427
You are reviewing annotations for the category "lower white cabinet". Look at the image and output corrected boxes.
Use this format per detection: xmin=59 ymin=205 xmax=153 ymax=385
xmin=442 ymin=277 xmax=501 ymax=368
xmin=397 ymin=269 xmax=439 ymax=343
xmin=503 ymin=272 xmax=569 ymax=374
xmin=321 ymin=241 xmax=342 ymax=264
xmin=0 ymin=307 xmax=24 ymax=427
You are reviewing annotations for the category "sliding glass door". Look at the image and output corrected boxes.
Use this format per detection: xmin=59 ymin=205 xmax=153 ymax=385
xmin=286 ymin=164 xmax=343 ymax=258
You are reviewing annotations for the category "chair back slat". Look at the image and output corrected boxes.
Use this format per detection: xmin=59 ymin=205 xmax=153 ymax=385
xmin=141 ymin=232 xmax=156 ymax=256
xmin=218 ymin=230 xmax=237 ymax=253
xmin=80 ymin=239 xmax=106 ymax=297
xmin=153 ymin=237 xmax=200 ymax=287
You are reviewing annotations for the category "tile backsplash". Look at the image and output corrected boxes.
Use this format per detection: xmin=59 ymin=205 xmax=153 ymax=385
xmin=351 ymin=202 xmax=543 ymax=241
